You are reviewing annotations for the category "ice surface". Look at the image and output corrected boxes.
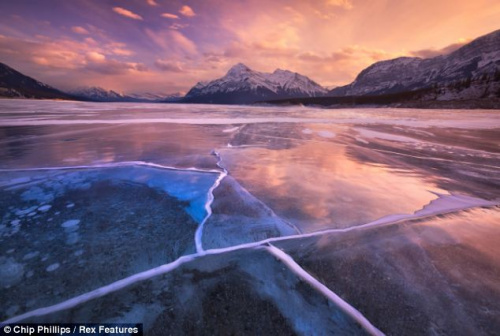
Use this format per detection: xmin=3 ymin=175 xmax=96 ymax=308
xmin=1 ymin=100 xmax=499 ymax=334
xmin=275 ymin=207 xmax=500 ymax=335
xmin=0 ymin=164 xmax=218 ymax=319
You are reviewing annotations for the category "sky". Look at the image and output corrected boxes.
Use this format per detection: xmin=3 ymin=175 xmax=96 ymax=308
xmin=0 ymin=0 xmax=499 ymax=94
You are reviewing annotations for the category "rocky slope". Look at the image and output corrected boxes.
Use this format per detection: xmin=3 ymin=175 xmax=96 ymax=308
xmin=330 ymin=29 xmax=500 ymax=100
xmin=0 ymin=62 xmax=75 ymax=100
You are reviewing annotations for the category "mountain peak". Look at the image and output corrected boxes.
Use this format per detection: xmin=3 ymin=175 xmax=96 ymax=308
xmin=226 ymin=63 xmax=252 ymax=76
xmin=273 ymin=68 xmax=293 ymax=74
xmin=184 ymin=63 xmax=327 ymax=104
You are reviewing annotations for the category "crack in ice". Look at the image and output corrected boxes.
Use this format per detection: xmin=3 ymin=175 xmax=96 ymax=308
xmin=0 ymin=161 xmax=222 ymax=175
xmin=265 ymin=244 xmax=384 ymax=336
xmin=3 ymin=195 xmax=498 ymax=326
xmin=195 ymin=150 xmax=228 ymax=253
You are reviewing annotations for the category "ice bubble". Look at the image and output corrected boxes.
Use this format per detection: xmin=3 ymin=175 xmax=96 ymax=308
xmin=16 ymin=206 xmax=37 ymax=216
xmin=23 ymin=251 xmax=40 ymax=260
xmin=21 ymin=186 xmax=54 ymax=203
xmin=64 ymin=225 xmax=79 ymax=233
xmin=46 ymin=263 xmax=60 ymax=272
xmin=38 ymin=205 xmax=52 ymax=212
xmin=66 ymin=233 xmax=80 ymax=245
xmin=61 ymin=219 xmax=80 ymax=228
xmin=10 ymin=219 xmax=20 ymax=226
xmin=66 ymin=203 xmax=75 ymax=208
xmin=74 ymin=249 xmax=84 ymax=257
xmin=0 ymin=257 xmax=25 ymax=288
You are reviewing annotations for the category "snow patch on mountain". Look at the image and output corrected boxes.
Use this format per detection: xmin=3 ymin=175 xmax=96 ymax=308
xmin=330 ymin=29 xmax=500 ymax=97
xmin=183 ymin=63 xmax=327 ymax=104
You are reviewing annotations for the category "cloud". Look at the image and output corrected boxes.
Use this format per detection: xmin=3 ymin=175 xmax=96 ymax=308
xmin=169 ymin=23 xmax=189 ymax=30
xmin=86 ymin=51 xmax=106 ymax=62
xmin=169 ymin=30 xmax=197 ymax=54
xmin=161 ymin=13 xmax=180 ymax=19
xmin=84 ymin=50 xmax=147 ymax=75
xmin=112 ymin=48 xmax=133 ymax=56
xmin=146 ymin=0 xmax=158 ymax=6
xmin=410 ymin=40 xmax=469 ymax=58
xmin=85 ymin=59 xmax=148 ymax=75
xmin=179 ymin=5 xmax=196 ymax=17
xmin=71 ymin=26 xmax=89 ymax=35
xmin=155 ymin=59 xmax=184 ymax=72
xmin=112 ymin=7 xmax=143 ymax=20
xmin=325 ymin=0 xmax=353 ymax=9
xmin=145 ymin=29 xmax=198 ymax=55
xmin=32 ymin=56 xmax=50 ymax=66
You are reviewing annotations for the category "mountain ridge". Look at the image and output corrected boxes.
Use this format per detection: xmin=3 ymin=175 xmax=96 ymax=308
xmin=0 ymin=62 xmax=76 ymax=100
xmin=180 ymin=63 xmax=327 ymax=104
xmin=329 ymin=29 xmax=500 ymax=97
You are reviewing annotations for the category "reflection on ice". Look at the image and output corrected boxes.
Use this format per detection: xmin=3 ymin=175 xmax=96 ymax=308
xmin=220 ymin=140 xmax=446 ymax=232
xmin=276 ymin=207 xmax=500 ymax=335
xmin=1 ymin=100 xmax=499 ymax=334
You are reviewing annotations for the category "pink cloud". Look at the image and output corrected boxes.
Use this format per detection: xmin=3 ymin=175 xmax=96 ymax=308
xmin=145 ymin=29 xmax=198 ymax=55
xmin=71 ymin=26 xmax=89 ymax=35
xmin=161 ymin=13 xmax=180 ymax=19
xmin=112 ymin=48 xmax=133 ymax=56
xmin=179 ymin=5 xmax=196 ymax=17
xmin=155 ymin=59 xmax=184 ymax=72
xmin=86 ymin=51 xmax=106 ymax=62
xmin=112 ymin=7 xmax=143 ymax=20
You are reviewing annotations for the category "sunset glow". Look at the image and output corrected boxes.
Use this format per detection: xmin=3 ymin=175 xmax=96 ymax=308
xmin=0 ymin=0 xmax=499 ymax=94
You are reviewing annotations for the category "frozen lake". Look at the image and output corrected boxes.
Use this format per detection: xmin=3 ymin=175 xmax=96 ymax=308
xmin=1 ymin=99 xmax=499 ymax=335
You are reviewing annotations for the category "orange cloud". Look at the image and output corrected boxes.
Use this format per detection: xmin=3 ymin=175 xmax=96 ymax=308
xmin=161 ymin=13 xmax=180 ymax=19
xmin=112 ymin=7 xmax=143 ymax=20
xmin=146 ymin=0 xmax=158 ymax=6
xmin=325 ymin=0 xmax=353 ymax=9
xmin=179 ymin=5 xmax=196 ymax=17
xmin=86 ymin=51 xmax=106 ymax=62
xmin=71 ymin=26 xmax=89 ymax=35
xmin=112 ymin=48 xmax=133 ymax=56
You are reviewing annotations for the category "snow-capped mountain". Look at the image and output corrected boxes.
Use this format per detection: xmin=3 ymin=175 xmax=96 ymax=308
xmin=330 ymin=29 xmax=500 ymax=97
xmin=69 ymin=87 xmax=183 ymax=102
xmin=128 ymin=92 xmax=182 ymax=102
xmin=0 ymin=62 xmax=74 ymax=100
xmin=182 ymin=63 xmax=327 ymax=104
xmin=67 ymin=87 xmax=132 ymax=102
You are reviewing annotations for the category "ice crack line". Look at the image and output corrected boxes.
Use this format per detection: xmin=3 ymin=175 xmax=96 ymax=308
xmin=0 ymin=161 xmax=222 ymax=174
xmin=3 ymin=195 xmax=498 ymax=326
xmin=194 ymin=150 xmax=228 ymax=254
xmin=265 ymin=244 xmax=384 ymax=336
